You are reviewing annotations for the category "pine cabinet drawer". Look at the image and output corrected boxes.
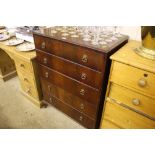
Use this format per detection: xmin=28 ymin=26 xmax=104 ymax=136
xmin=109 ymin=83 xmax=155 ymax=119
xmin=100 ymin=119 xmax=120 ymax=129
xmin=18 ymin=72 xmax=35 ymax=87
xmin=18 ymin=74 xmax=39 ymax=99
xmin=102 ymin=101 xmax=155 ymax=129
xmin=15 ymin=58 xmax=33 ymax=73
xmin=111 ymin=61 xmax=155 ymax=98
xmin=21 ymin=82 xmax=39 ymax=99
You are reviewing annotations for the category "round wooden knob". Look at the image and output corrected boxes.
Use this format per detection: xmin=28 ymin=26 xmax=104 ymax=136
xmin=82 ymin=55 xmax=88 ymax=63
xmin=132 ymin=98 xmax=140 ymax=106
xmin=41 ymin=42 xmax=46 ymax=49
xmin=26 ymin=88 xmax=30 ymax=93
xmin=24 ymin=78 xmax=28 ymax=82
xmin=20 ymin=64 xmax=25 ymax=68
xmin=138 ymin=78 xmax=147 ymax=87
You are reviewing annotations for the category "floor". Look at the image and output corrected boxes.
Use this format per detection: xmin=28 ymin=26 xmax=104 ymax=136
xmin=0 ymin=76 xmax=84 ymax=129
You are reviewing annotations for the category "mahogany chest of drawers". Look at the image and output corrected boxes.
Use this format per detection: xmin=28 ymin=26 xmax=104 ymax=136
xmin=33 ymin=27 xmax=128 ymax=128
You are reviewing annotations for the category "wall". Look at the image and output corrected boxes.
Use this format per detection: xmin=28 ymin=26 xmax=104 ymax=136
xmin=119 ymin=26 xmax=141 ymax=41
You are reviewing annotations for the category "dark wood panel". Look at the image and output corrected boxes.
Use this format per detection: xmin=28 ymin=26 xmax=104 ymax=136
xmin=40 ymin=77 xmax=98 ymax=119
xmin=33 ymin=28 xmax=128 ymax=128
xmin=37 ymin=49 xmax=102 ymax=89
xmin=43 ymin=94 xmax=96 ymax=129
xmin=39 ymin=64 xmax=100 ymax=104
xmin=33 ymin=27 xmax=129 ymax=54
xmin=34 ymin=35 xmax=105 ymax=72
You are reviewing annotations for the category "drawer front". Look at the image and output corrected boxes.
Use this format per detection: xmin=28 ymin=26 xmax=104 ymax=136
xmin=34 ymin=35 xmax=105 ymax=72
xmin=15 ymin=58 xmax=33 ymax=73
xmin=39 ymin=64 xmax=100 ymax=104
xmin=100 ymin=119 xmax=120 ymax=129
xmin=109 ymin=83 xmax=155 ymax=119
xmin=103 ymin=101 xmax=155 ymax=129
xmin=43 ymin=93 xmax=96 ymax=128
xmin=18 ymin=71 xmax=35 ymax=87
xmin=37 ymin=50 xmax=102 ymax=89
xmin=111 ymin=61 xmax=155 ymax=97
xmin=19 ymin=78 xmax=39 ymax=99
xmin=40 ymin=78 xmax=98 ymax=119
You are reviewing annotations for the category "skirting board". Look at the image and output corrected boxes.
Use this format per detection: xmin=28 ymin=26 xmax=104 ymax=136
xmin=0 ymin=70 xmax=17 ymax=81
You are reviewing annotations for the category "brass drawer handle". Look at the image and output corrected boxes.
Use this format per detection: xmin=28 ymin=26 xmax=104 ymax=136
xmin=81 ymin=73 xmax=87 ymax=80
xmin=41 ymin=42 xmax=46 ymax=49
xmin=132 ymin=98 xmax=140 ymax=106
xmin=138 ymin=78 xmax=147 ymax=87
xmin=45 ymin=72 xmax=49 ymax=78
xmin=82 ymin=54 xmax=88 ymax=63
xmin=79 ymin=116 xmax=83 ymax=121
xmin=80 ymin=89 xmax=85 ymax=96
xmin=43 ymin=58 xmax=47 ymax=64
xmin=20 ymin=64 xmax=25 ymax=68
xmin=80 ymin=103 xmax=84 ymax=110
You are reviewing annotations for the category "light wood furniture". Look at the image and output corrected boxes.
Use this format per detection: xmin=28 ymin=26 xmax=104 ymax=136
xmin=0 ymin=48 xmax=16 ymax=81
xmin=100 ymin=40 xmax=155 ymax=129
xmin=0 ymin=39 xmax=42 ymax=107
xmin=33 ymin=27 xmax=128 ymax=128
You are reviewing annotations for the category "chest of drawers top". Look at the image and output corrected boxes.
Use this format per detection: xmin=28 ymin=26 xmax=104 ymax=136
xmin=33 ymin=27 xmax=128 ymax=54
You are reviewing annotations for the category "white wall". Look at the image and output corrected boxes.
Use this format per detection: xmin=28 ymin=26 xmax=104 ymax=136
xmin=119 ymin=26 xmax=141 ymax=41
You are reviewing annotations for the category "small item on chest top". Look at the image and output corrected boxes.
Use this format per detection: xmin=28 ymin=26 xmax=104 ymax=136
xmin=134 ymin=26 xmax=155 ymax=60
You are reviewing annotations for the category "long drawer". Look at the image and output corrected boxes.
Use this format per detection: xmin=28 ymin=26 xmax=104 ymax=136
xmin=39 ymin=64 xmax=100 ymax=104
xmin=40 ymin=77 xmax=98 ymax=119
xmin=43 ymin=93 xmax=96 ymax=128
xmin=34 ymin=35 xmax=105 ymax=72
xmin=103 ymin=101 xmax=155 ymax=129
xmin=111 ymin=61 xmax=155 ymax=98
xmin=109 ymin=83 xmax=155 ymax=119
xmin=37 ymin=50 xmax=102 ymax=89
